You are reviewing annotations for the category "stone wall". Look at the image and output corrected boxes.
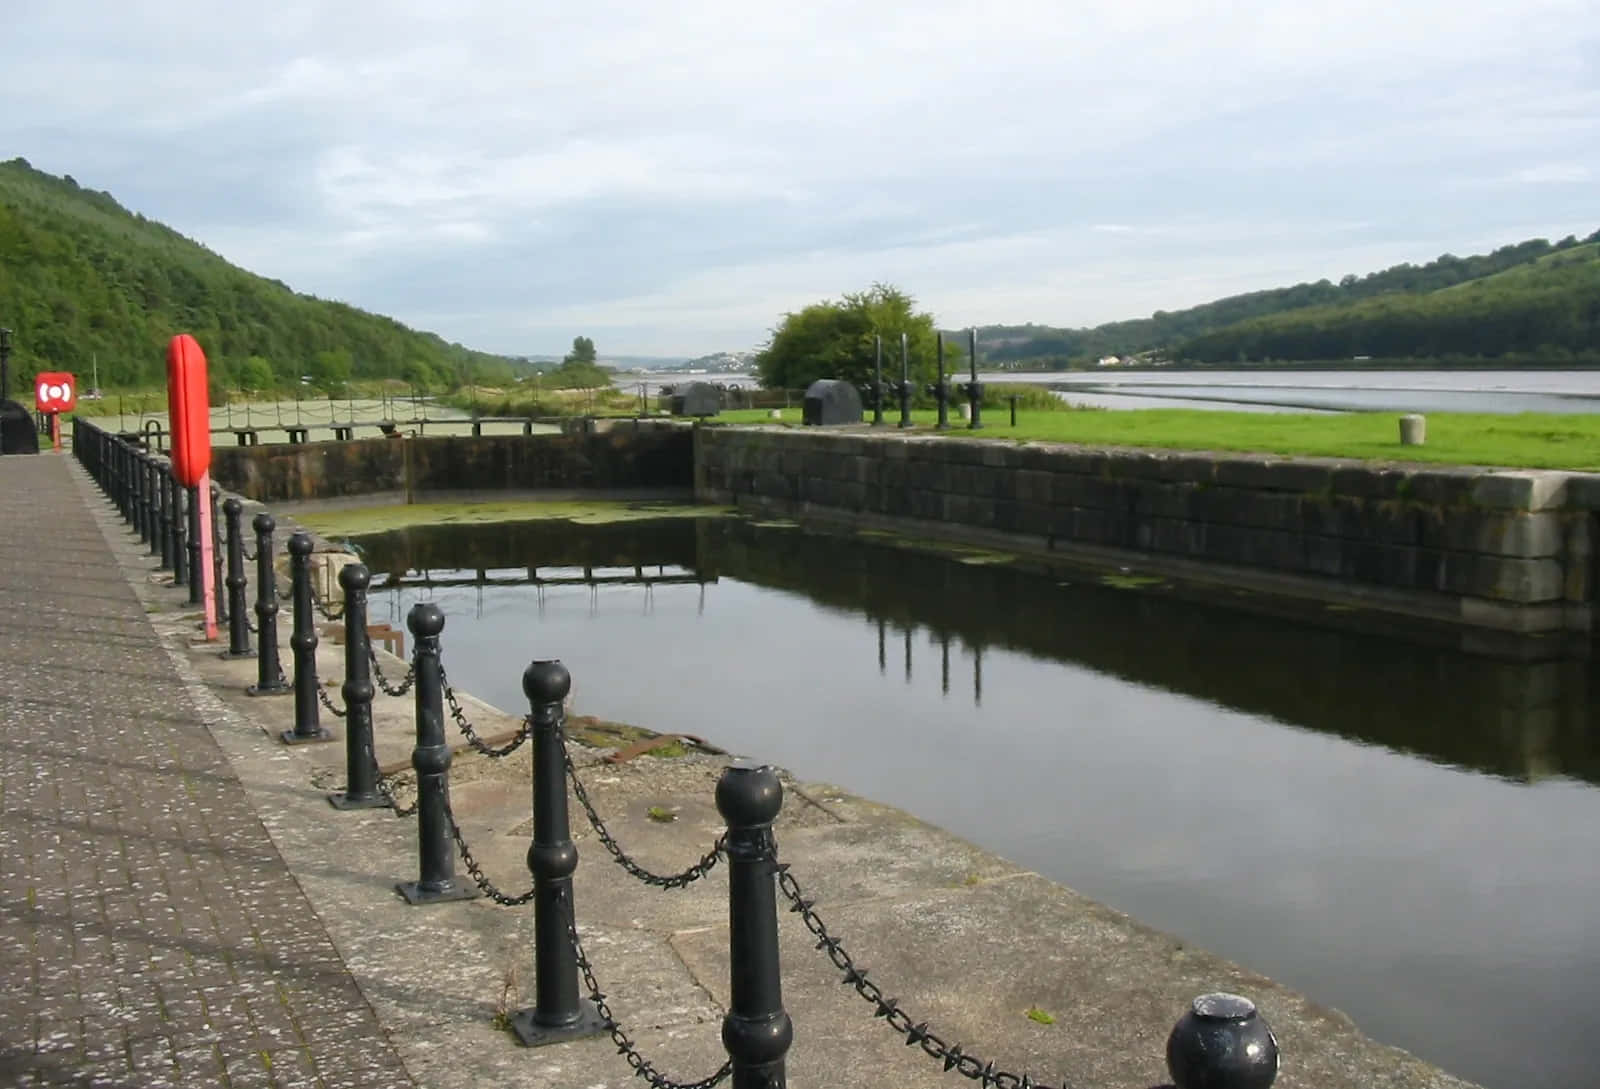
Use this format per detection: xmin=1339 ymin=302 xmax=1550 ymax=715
xmin=696 ymin=427 xmax=1598 ymax=634
xmin=212 ymin=423 xmax=693 ymax=504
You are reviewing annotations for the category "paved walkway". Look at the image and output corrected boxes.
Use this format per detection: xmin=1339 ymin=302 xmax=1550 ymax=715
xmin=0 ymin=452 xmax=412 ymax=1088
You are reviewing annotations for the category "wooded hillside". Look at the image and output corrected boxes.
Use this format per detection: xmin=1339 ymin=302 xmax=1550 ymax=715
xmin=0 ymin=158 xmax=521 ymax=391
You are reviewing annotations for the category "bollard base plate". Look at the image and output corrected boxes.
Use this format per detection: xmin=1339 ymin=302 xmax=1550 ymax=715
xmin=246 ymin=681 xmax=292 ymax=697
xmin=328 ymin=790 xmax=391 ymax=811
xmin=280 ymin=727 xmax=335 ymax=746
xmin=220 ymin=648 xmax=256 ymax=660
xmin=395 ymin=880 xmax=478 ymax=906
xmin=509 ymin=1001 xmax=608 ymax=1048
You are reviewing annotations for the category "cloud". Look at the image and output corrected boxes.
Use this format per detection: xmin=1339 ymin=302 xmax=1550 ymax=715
xmin=5 ymin=0 xmax=1598 ymax=355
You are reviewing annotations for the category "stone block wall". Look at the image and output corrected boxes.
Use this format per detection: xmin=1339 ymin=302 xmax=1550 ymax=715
xmin=696 ymin=427 xmax=1597 ymax=634
xmin=213 ymin=425 xmax=693 ymax=504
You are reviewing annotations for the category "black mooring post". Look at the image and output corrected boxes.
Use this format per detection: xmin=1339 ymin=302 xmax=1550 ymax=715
xmin=170 ymin=471 xmax=188 ymax=585
xmin=511 ymin=659 xmax=606 ymax=1045
xmin=221 ymin=499 xmax=253 ymax=659
xmin=966 ymin=327 xmax=983 ymax=430
xmin=933 ymin=332 xmax=950 ymax=430
xmin=186 ymin=485 xmax=203 ymax=606
xmin=157 ymin=466 xmax=173 ymax=568
xmin=247 ymin=513 xmax=290 ymax=696
xmin=396 ymin=603 xmax=474 ymax=905
xmin=329 ymin=564 xmax=386 ymax=809
xmin=210 ymin=485 xmax=227 ymax=624
xmin=1010 ymin=394 xmax=1018 ymax=428
xmin=281 ymin=532 xmax=333 ymax=744
xmin=872 ymin=335 xmax=885 ymax=426
xmin=717 ymin=762 xmax=792 ymax=1089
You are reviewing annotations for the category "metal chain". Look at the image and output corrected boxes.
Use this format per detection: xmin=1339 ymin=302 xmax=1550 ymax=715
xmin=444 ymin=800 xmax=535 ymax=906
xmin=439 ymin=661 xmax=533 ymax=758
xmin=369 ymin=646 xmax=416 ymax=698
xmin=316 ymin=684 xmax=348 ymax=718
xmin=309 ymin=579 xmax=345 ymax=621
xmin=377 ymin=773 xmax=418 ymax=817
xmin=776 ymin=853 xmax=1068 ymax=1089
xmin=558 ymin=888 xmax=733 ymax=1089
xmin=559 ymin=728 xmax=725 ymax=889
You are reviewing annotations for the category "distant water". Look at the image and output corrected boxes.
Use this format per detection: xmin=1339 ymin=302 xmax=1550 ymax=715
xmin=986 ymin=369 xmax=1600 ymax=414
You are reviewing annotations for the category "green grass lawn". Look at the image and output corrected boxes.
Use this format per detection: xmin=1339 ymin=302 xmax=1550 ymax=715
xmin=714 ymin=408 xmax=1600 ymax=471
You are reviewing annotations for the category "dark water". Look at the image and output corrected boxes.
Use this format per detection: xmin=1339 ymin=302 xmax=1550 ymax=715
xmin=354 ymin=516 xmax=1600 ymax=1089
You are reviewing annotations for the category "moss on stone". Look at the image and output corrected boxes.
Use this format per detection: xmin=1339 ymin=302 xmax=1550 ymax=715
xmin=298 ymin=500 xmax=733 ymax=536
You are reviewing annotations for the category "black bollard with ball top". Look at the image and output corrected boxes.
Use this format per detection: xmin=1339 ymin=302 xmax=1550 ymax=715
xmin=511 ymin=659 xmax=606 ymax=1046
xmin=1166 ymin=992 xmax=1278 ymax=1089
xmin=281 ymin=532 xmax=333 ymax=744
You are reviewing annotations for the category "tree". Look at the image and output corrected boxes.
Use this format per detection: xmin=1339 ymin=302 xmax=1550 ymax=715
xmin=238 ymin=356 xmax=274 ymax=392
xmin=308 ymin=347 xmax=352 ymax=392
xmin=565 ymin=336 xmax=596 ymax=365
xmin=755 ymin=283 xmax=940 ymax=391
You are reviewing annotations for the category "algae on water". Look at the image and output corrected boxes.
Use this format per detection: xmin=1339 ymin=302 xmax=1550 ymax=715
xmin=296 ymin=500 xmax=734 ymax=537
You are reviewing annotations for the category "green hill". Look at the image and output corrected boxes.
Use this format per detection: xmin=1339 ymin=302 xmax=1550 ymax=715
xmin=983 ymin=231 xmax=1600 ymax=368
xmin=0 ymin=158 xmax=522 ymax=393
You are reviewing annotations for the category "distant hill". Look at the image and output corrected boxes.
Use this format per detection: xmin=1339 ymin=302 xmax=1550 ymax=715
xmin=983 ymin=230 xmax=1600 ymax=368
xmin=0 ymin=158 xmax=523 ymax=391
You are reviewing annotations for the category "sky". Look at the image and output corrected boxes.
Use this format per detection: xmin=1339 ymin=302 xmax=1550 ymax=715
xmin=6 ymin=0 xmax=1599 ymax=358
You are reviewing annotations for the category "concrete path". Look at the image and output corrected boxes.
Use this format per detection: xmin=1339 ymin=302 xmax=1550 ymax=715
xmin=0 ymin=452 xmax=412 ymax=1088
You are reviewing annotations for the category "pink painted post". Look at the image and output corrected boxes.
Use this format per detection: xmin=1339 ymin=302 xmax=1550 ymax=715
xmin=197 ymin=469 xmax=218 ymax=640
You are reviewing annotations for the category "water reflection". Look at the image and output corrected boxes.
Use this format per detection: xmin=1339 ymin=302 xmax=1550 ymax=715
xmin=354 ymin=515 xmax=1600 ymax=1089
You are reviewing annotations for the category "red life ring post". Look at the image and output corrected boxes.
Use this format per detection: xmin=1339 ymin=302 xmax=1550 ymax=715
xmin=166 ymin=335 xmax=218 ymax=639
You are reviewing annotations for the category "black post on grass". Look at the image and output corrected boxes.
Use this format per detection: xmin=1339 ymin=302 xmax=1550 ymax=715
xmin=965 ymin=327 xmax=983 ymax=430
xmin=396 ymin=603 xmax=474 ymax=905
xmin=281 ymin=532 xmax=332 ymax=744
xmin=247 ymin=512 xmax=290 ymax=696
xmin=717 ymin=762 xmax=792 ymax=1089
xmin=872 ymin=335 xmax=885 ymax=426
xmin=221 ymin=499 xmax=253 ymax=659
xmin=329 ymin=563 xmax=386 ymax=809
xmin=897 ymin=332 xmax=912 ymax=429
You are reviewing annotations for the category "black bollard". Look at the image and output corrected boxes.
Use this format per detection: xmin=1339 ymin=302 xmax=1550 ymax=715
xmin=221 ymin=499 xmax=254 ymax=659
xmin=132 ymin=451 xmax=148 ymax=544
xmin=395 ymin=603 xmax=475 ymax=905
xmin=717 ymin=762 xmax=792 ymax=1089
xmin=210 ymin=485 xmax=227 ymax=624
xmin=171 ymin=471 xmax=188 ymax=584
xmin=157 ymin=466 xmax=173 ymax=568
xmin=1167 ymin=993 xmax=1278 ymax=1089
xmin=146 ymin=458 xmax=161 ymax=556
xmin=186 ymin=485 xmax=203 ymax=606
xmin=1009 ymin=394 xmax=1018 ymax=428
xmin=246 ymin=513 xmax=291 ymax=696
xmin=329 ymin=564 xmax=386 ymax=809
xmin=281 ymin=533 xmax=333 ymax=744
xmin=510 ymin=660 xmax=606 ymax=1044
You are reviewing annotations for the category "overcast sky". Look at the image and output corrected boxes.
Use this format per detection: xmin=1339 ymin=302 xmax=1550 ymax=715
xmin=7 ymin=1 xmax=1598 ymax=358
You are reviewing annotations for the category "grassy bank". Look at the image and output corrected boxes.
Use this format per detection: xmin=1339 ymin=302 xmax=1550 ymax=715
xmin=714 ymin=408 xmax=1600 ymax=471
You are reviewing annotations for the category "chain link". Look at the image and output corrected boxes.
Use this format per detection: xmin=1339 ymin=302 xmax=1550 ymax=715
xmin=377 ymin=772 xmax=418 ymax=817
xmin=316 ymin=684 xmax=348 ymax=718
xmin=438 ymin=660 xmax=533 ymax=758
xmin=559 ymin=728 xmax=724 ymax=889
xmin=558 ymin=888 xmax=733 ymax=1089
xmin=776 ymin=854 xmax=1068 ymax=1089
xmin=369 ymin=645 xmax=416 ymax=698
xmin=444 ymin=800 xmax=535 ymax=906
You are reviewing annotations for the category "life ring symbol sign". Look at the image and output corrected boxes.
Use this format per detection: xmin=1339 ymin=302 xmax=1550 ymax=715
xmin=34 ymin=372 xmax=77 ymax=413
